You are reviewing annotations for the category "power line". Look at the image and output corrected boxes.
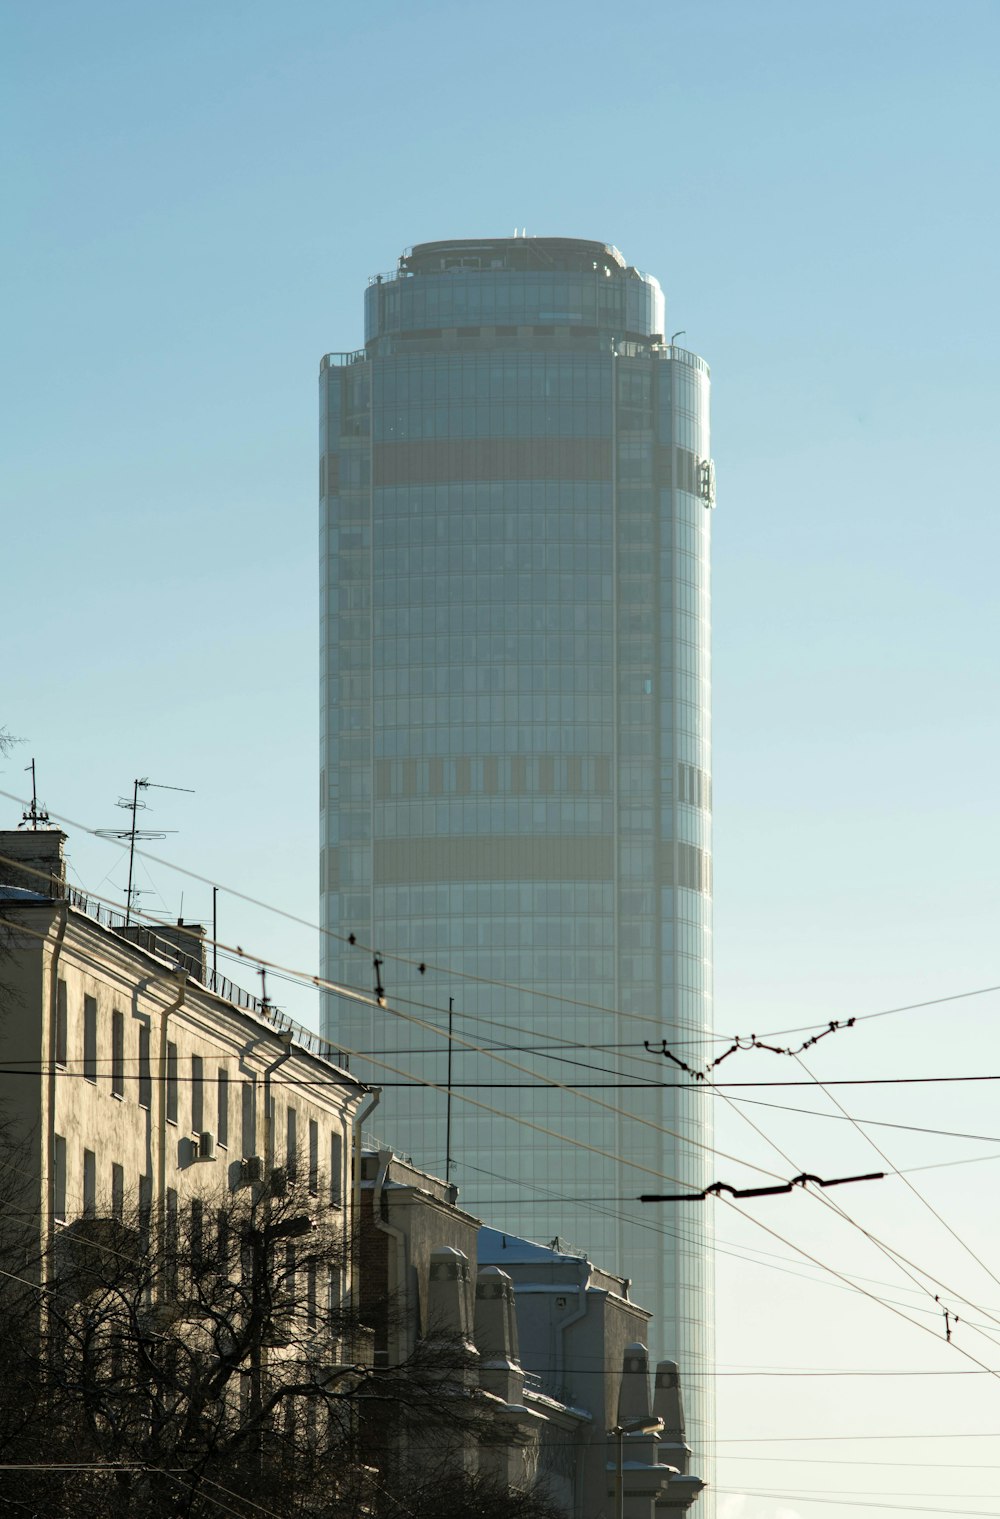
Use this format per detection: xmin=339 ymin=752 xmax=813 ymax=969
xmin=721 ymin=1192 xmax=1000 ymax=1380
xmin=707 ymin=1063 xmax=1000 ymax=1349
xmin=3 ymin=807 xmax=999 ymax=1045
xmin=717 ymin=1454 xmax=1000 ymax=1469
xmin=457 ymin=1160 xmax=1000 ymax=1335
xmin=795 ymin=1049 xmax=1000 ymax=1297
xmin=714 ymin=1490 xmax=1000 ymax=1516
xmin=712 ymin=1431 xmax=1000 ymax=1443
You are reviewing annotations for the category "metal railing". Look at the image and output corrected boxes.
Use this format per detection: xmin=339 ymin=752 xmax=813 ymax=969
xmin=66 ymin=887 xmax=351 ymax=1073
xmin=320 ymin=350 xmax=366 ymax=370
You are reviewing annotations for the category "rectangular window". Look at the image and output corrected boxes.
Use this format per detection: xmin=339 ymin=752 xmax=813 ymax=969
xmin=111 ymin=1162 xmax=124 ymax=1221
xmin=308 ymin=1120 xmax=319 ymax=1195
xmin=166 ymin=1042 xmax=178 ymax=1124
xmin=138 ymin=1024 xmax=151 ymax=1109
xmin=327 ymin=1262 xmax=342 ymax=1325
xmin=55 ymin=980 xmax=68 ymax=1067
xmin=306 ymin=1260 xmax=317 ymax=1330
xmin=111 ymin=1010 xmax=124 ymax=1098
xmin=83 ymin=996 xmax=97 ymax=1083
xmin=83 ymin=1148 xmax=96 ymax=1218
xmin=139 ymin=1174 xmax=152 ymax=1253
xmin=330 ymin=1131 xmax=343 ymax=1207
xmin=217 ymin=1069 xmax=229 ymax=1148
xmin=286 ymin=1106 xmax=297 ymax=1181
xmin=165 ymin=1188 xmax=178 ymax=1294
xmin=216 ymin=1208 xmax=230 ymax=1270
xmin=53 ymin=1134 xmax=67 ymax=1223
xmin=191 ymin=1055 xmax=204 ymax=1134
xmin=191 ymin=1197 xmax=204 ymax=1269
xmin=241 ymin=1082 xmax=255 ymax=1159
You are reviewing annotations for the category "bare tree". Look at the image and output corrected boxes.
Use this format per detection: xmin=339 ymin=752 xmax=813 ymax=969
xmin=0 ymin=1178 xmax=563 ymax=1519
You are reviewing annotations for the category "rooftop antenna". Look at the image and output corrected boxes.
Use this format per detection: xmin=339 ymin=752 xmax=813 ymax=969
xmin=19 ymin=759 xmax=50 ymax=830
xmin=97 ymin=777 xmax=194 ymax=925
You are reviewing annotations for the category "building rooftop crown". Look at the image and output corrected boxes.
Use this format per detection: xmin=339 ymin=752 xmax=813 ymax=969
xmin=400 ymin=236 xmax=630 ymax=279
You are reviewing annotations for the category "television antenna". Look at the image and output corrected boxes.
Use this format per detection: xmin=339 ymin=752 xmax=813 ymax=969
xmin=97 ymin=777 xmax=194 ymax=924
xmin=19 ymin=759 xmax=50 ymax=831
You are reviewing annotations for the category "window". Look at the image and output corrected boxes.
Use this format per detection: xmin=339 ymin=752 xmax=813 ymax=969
xmin=241 ymin=1082 xmax=255 ymax=1159
xmin=83 ymin=1149 xmax=96 ymax=1218
xmin=111 ymin=1162 xmax=124 ymax=1221
xmin=55 ymin=980 xmax=67 ymax=1067
xmin=286 ymin=1106 xmax=297 ymax=1181
xmin=138 ymin=1025 xmax=151 ymax=1109
xmin=166 ymin=1042 xmax=178 ymax=1124
xmin=190 ymin=1198 xmax=204 ymax=1269
xmin=330 ymin=1131 xmax=343 ymax=1207
xmin=111 ymin=1010 xmax=124 ymax=1098
xmin=216 ymin=1208 xmax=230 ymax=1269
xmin=306 ymin=1261 xmax=317 ymax=1330
xmin=165 ymin=1189 xmax=178 ymax=1294
xmin=139 ymin=1174 xmax=152 ymax=1253
xmin=308 ymin=1120 xmax=319 ymax=1195
xmin=327 ymin=1262 xmax=342 ymax=1320
xmin=53 ymin=1134 xmax=67 ymax=1223
xmin=83 ymin=996 xmax=97 ymax=1083
xmin=191 ymin=1055 xmax=204 ymax=1134
xmin=217 ymin=1069 xmax=229 ymax=1148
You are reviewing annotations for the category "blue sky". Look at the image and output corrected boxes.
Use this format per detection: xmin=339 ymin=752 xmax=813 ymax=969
xmin=4 ymin=4 xmax=1000 ymax=1515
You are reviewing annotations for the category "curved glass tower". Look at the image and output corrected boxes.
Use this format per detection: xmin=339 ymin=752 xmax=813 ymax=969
xmin=320 ymin=237 xmax=714 ymax=1498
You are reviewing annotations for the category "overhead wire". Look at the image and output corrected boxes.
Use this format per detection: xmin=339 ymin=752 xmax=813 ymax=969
xmin=2 ymin=808 xmax=999 ymax=1045
xmin=3 ymin=861 xmax=788 ymax=1192
xmin=16 ymin=841 xmax=1000 ymax=1396
xmin=457 ymin=1160 xmax=1000 ymax=1335
xmin=713 ymin=1490 xmax=1000 ymax=1516
xmin=795 ymin=1048 xmax=1000 ymax=1296
xmin=16 ymin=857 xmax=1000 ymax=1350
xmin=705 ymin=1053 xmax=1000 ymax=1347
xmin=720 ymin=1192 xmax=1000 ymax=1382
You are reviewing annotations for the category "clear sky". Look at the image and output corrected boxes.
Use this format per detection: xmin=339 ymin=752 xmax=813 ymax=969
xmin=4 ymin=3 xmax=1000 ymax=1515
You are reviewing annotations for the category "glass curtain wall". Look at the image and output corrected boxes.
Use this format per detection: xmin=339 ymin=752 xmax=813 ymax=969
xmin=319 ymin=239 xmax=714 ymax=1505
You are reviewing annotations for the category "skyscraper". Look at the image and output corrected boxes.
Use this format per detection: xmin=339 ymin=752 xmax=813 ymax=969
xmin=320 ymin=237 xmax=714 ymax=1488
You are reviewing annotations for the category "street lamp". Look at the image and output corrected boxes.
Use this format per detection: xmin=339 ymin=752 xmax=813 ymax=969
xmin=608 ymin=1414 xmax=663 ymax=1519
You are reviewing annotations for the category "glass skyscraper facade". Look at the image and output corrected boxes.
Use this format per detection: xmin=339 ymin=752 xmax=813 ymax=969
xmin=320 ymin=237 xmax=714 ymax=1495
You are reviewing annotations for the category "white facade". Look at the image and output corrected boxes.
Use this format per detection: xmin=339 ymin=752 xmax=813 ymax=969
xmin=0 ymin=829 xmax=368 ymax=1293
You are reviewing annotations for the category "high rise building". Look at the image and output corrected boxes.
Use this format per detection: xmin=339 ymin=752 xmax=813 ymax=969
xmin=320 ymin=237 xmax=715 ymax=1493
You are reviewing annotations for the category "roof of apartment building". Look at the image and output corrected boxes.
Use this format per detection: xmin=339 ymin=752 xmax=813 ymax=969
xmin=0 ymin=824 xmax=367 ymax=1090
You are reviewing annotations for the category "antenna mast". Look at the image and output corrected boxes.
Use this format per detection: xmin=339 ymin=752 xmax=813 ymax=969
xmin=97 ymin=777 xmax=194 ymax=924
xmin=19 ymin=760 xmax=50 ymax=831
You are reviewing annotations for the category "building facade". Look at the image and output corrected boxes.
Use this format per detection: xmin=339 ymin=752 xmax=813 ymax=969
xmin=0 ymin=827 xmax=368 ymax=1301
xmin=360 ymin=1144 xmax=705 ymax=1517
xmin=320 ymin=237 xmax=715 ymax=1489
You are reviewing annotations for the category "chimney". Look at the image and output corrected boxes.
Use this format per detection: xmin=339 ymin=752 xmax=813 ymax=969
xmin=116 ymin=919 xmax=207 ymax=981
xmin=475 ymin=1265 xmax=524 ymax=1402
xmin=653 ymin=1359 xmax=691 ymax=1475
xmin=152 ymin=920 xmax=207 ymax=981
xmin=618 ymin=1340 xmax=653 ymax=1425
xmin=426 ymin=1245 xmax=478 ymax=1385
xmin=0 ymin=829 xmax=67 ymax=898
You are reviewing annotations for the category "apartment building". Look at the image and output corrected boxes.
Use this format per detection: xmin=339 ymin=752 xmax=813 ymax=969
xmin=359 ymin=1144 xmax=705 ymax=1517
xmin=0 ymin=827 xmax=372 ymax=1290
